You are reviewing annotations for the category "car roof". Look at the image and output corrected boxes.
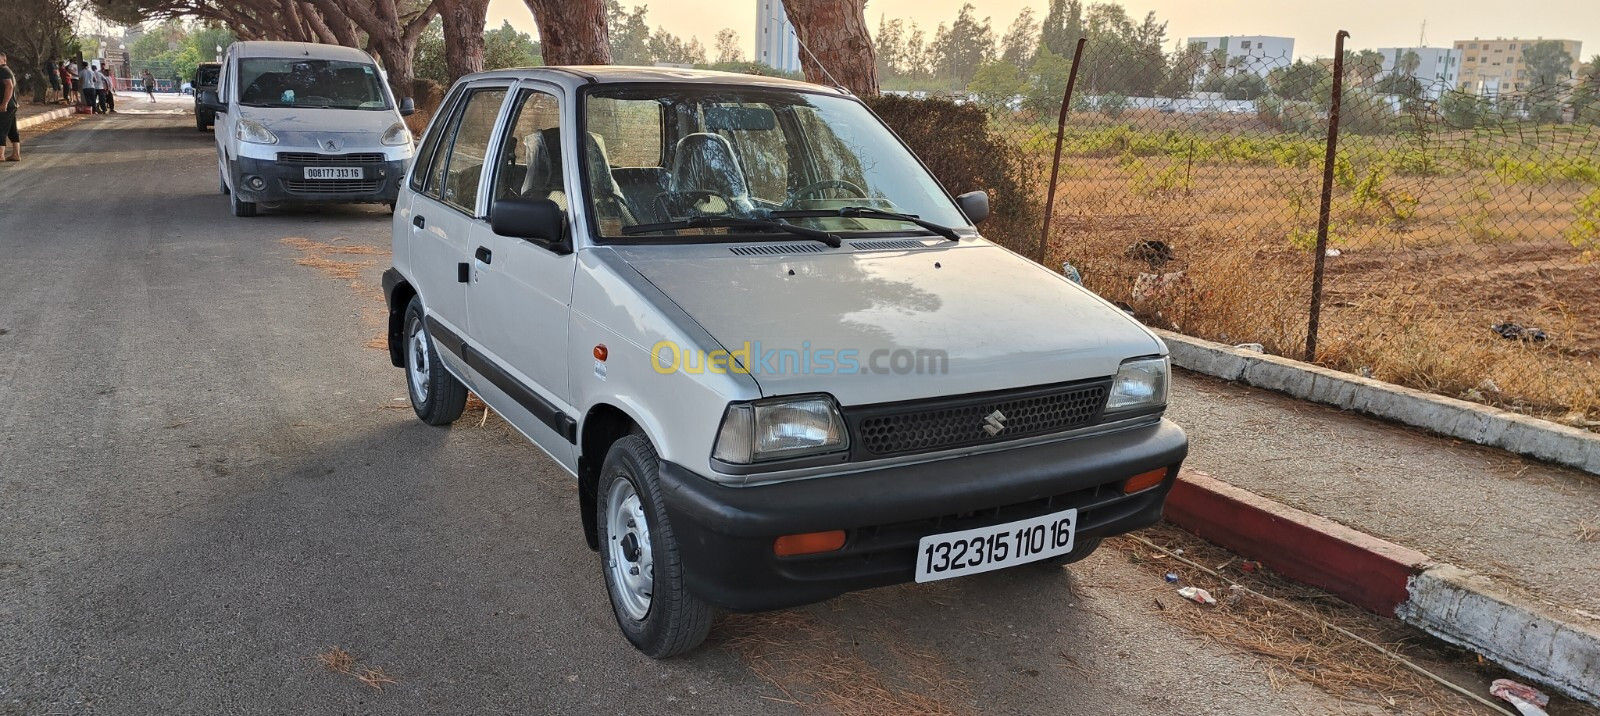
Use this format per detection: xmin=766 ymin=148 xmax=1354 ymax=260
xmin=230 ymin=41 xmax=376 ymax=64
xmin=461 ymin=65 xmax=846 ymax=94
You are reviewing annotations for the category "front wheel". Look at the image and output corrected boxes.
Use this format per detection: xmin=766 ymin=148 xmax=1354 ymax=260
xmin=228 ymin=173 xmax=256 ymax=216
xmin=403 ymin=297 xmax=467 ymax=425
xmin=598 ymin=435 xmax=713 ymax=658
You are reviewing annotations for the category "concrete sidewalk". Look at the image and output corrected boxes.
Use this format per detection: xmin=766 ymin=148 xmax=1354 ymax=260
xmin=1170 ymin=370 xmax=1600 ymax=616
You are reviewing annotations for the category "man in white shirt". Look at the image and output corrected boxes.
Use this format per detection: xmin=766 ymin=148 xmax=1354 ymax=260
xmin=79 ymin=63 xmax=98 ymax=110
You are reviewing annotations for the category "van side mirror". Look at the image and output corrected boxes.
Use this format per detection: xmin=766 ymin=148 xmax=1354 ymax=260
xmin=197 ymin=89 xmax=225 ymax=114
xmin=399 ymin=97 xmax=416 ymax=117
xmin=956 ymin=190 xmax=989 ymax=225
xmin=491 ymin=198 xmax=570 ymax=253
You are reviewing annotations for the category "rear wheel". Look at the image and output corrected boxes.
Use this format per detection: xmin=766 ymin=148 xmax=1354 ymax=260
xmin=598 ymin=435 xmax=713 ymax=658
xmin=404 ymin=297 xmax=467 ymax=425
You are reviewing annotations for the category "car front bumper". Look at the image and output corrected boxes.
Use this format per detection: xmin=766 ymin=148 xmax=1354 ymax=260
xmin=231 ymin=154 xmax=405 ymax=205
xmin=656 ymin=418 xmax=1188 ymax=612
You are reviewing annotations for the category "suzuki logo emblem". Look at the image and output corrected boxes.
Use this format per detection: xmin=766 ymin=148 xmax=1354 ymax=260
xmin=982 ymin=410 xmax=1007 ymax=436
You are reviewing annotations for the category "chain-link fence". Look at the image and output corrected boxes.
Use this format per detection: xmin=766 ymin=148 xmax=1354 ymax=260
xmin=875 ymin=33 xmax=1600 ymax=427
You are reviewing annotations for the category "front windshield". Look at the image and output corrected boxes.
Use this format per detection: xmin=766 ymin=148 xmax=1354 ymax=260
xmin=237 ymin=58 xmax=390 ymax=110
xmin=579 ymin=85 xmax=969 ymax=240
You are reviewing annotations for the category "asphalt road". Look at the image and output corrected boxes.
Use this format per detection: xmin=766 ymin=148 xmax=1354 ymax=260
xmin=0 ymin=106 xmax=1494 ymax=715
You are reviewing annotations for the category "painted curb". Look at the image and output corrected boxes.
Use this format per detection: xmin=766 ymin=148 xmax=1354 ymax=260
xmin=1155 ymin=328 xmax=1600 ymax=477
xmin=1164 ymin=469 xmax=1600 ymax=706
xmin=1165 ymin=469 xmax=1431 ymax=616
xmin=17 ymin=107 xmax=75 ymax=131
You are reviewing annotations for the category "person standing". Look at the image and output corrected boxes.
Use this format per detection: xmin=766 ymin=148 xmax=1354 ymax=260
xmin=1 ymin=52 xmax=20 ymax=162
xmin=142 ymin=69 xmax=155 ymax=101
xmin=77 ymin=62 xmax=95 ymax=110
xmin=100 ymin=67 xmax=116 ymax=113
xmin=44 ymin=57 xmax=61 ymax=103
xmin=58 ymin=61 xmax=72 ymax=103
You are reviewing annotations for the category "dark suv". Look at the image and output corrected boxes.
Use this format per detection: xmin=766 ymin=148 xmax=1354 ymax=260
xmin=192 ymin=62 xmax=222 ymax=131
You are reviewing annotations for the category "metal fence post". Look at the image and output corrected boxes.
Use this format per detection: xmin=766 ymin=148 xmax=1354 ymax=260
xmin=1306 ymin=30 xmax=1350 ymax=362
xmin=1036 ymin=37 xmax=1088 ymax=266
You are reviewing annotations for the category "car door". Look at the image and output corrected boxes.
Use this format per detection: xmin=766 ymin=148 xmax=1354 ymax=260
xmin=465 ymin=83 xmax=578 ymax=469
xmin=406 ymin=81 xmax=511 ymax=341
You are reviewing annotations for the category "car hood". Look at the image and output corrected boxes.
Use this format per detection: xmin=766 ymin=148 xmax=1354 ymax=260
xmin=235 ymin=104 xmax=397 ymax=147
xmin=620 ymin=241 xmax=1165 ymax=406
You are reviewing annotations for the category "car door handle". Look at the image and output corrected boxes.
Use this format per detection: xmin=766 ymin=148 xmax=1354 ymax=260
xmin=413 ymin=215 xmax=426 ymax=229
xmin=475 ymin=246 xmax=492 ymax=265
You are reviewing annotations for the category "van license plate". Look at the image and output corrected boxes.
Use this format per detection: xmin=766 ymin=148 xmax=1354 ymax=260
xmin=915 ymin=508 xmax=1076 ymax=583
xmin=304 ymin=167 xmax=363 ymax=180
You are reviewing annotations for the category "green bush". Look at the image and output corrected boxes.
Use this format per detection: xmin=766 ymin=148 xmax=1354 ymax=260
xmin=865 ymin=94 xmax=1044 ymax=254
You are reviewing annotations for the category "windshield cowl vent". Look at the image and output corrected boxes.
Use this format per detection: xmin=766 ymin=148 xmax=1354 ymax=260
xmin=728 ymin=244 xmax=826 ymax=256
xmin=851 ymin=239 xmax=932 ymax=251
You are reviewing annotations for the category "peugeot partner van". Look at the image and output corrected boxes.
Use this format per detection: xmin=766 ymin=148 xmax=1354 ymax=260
xmin=198 ymin=41 xmax=416 ymax=217
xmin=382 ymin=67 xmax=1188 ymax=658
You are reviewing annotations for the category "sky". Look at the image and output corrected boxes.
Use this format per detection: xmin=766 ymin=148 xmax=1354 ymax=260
xmin=487 ymin=0 xmax=1600 ymax=62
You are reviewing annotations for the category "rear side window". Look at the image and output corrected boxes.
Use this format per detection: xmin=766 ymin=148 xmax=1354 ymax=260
xmin=439 ymin=88 xmax=509 ymax=215
xmin=410 ymin=87 xmax=466 ymax=195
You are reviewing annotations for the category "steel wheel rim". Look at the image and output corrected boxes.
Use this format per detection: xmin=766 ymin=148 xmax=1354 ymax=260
xmin=605 ymin=476 xmax=653 ymax=621
xmin=407 ymin=316 xmax=431 ymax=406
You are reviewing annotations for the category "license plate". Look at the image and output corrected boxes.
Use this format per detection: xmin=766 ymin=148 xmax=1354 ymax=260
xmin=915 ymin=508 xmax=1077 ymax=583
xmin=303 ymin=167 xmax=363 ymax=180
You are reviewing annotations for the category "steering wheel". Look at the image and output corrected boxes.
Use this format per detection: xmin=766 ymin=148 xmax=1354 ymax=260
xmin=785 ymin=180 xmax=868 ymax=208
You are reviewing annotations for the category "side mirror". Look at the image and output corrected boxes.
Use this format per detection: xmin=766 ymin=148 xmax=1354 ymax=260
xmin=491 ymin=198 xmax=570 ymax=253
xmin=399 ymin=97 xmax=416 ymax=117
xmin=197 ymin=89 xmax=225 ymax=114
xmin=955 ymin=190 xmax=989 ymax=225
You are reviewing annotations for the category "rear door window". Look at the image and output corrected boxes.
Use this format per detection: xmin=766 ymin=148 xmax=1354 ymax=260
xmin=439 ymin=88 xmax=509 ymax=215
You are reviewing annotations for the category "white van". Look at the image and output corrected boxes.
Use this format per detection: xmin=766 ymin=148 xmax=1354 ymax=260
xmin=198 ymin=41 xmax=416 ymax=217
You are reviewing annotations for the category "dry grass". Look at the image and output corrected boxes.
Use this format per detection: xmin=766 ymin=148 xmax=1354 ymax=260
xmin=315 ymin=646 xmax=398 ymax=691
xmin=1117 ymin=525 xmax=1501 ymax=715
xmin=1034 ymin=143 xmax=1600 ymax=422
xmin=716 ymin=609 xmax=971 ymax=716
xmin=1575 ymin=514 xmax=1600 ymax=544
xmin=281 ymin=237 xmax=390 ymax=353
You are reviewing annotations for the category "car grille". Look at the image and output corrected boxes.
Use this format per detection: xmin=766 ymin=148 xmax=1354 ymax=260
xmin=277 ymin=152 xmax=387 ymax=164
xmin=284 ymin=179 xmax=383 ymax=194
xmin=844 ymin=379 xmax=1110 ymax=458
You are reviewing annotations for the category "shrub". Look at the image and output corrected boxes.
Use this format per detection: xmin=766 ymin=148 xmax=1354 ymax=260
xmin=865 ymin=94 xmax=1044 ymax=254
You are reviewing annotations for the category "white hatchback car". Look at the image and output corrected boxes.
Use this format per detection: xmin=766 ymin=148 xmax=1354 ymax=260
xmin=383 ymin=67 xmax=1188 ymax=657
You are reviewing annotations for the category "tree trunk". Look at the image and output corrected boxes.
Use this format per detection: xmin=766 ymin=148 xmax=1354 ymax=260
xmin=308 ymin=0 xmax=436 ymax=101
xmin=524 ymin=0 xmax=610 ymax=65
xmin=439 ymin=0 xmax=490 ymax=82
xmin=782 ymin=0 xmax=877 ymax=95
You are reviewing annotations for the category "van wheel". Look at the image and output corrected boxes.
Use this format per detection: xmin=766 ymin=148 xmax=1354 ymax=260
xmin=229 ymin=186 xmax=256 ymax=217
xmin=404 ymin=296 xmax=467 ymax=426
xmin=1036 ymin=536 xmax=1103 ymax=568
xmin=598 ymin=435 xmax=713 ymax=658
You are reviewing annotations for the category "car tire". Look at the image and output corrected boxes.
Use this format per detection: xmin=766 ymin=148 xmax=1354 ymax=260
xmin=403 ymin=297 xmax=467 ymax=426
xmin=196 ymin=114 xmax=207 ymax=131
xmin=597 ymin=435 xmax=714 ymax=659
xmin=1036 ymin=535 xmax=1103 ymax=568
xmin=230 ymin=187 xmax=256 ymax=217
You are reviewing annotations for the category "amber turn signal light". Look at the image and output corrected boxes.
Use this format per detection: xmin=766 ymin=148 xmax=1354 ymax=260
xmin=773 ymin=530 xmax=847 ymax=557
xmin=1122 ymin=467 xmax=1169 ymax=494
xmin=593 ymin=344 xmax=608 ymax=361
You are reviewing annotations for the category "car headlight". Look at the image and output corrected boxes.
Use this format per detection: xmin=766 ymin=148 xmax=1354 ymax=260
xmin=712 ymin=395 xmax=849 ymax=464
xmin=1106 ymin=356 xmax=1169 ymax=412
xmin=234 ymin=118 xmax=277 ymax=145
xmin=381 ymin=122 xmax=411 ymax=146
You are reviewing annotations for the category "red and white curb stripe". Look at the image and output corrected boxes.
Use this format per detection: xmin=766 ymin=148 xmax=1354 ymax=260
xmin=1164 ymin=469 xmax=1600 ymax=707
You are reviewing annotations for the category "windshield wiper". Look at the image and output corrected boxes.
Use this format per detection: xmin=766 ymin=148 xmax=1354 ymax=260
xmin=770 ymin=207 xmax=962 ymax=241
xmin=621 ymin=216 xmax=842 ymax=248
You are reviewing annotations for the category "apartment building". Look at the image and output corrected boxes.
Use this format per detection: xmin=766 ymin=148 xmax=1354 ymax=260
xmin=1453 ymin=37 xmax=1583 ymax=95
xmin=755 ymin=0 xmax=801 ymax=73
xmin=1376 ymin=46 xmax=1462 ymax=99
xmin=1185 ymin=36 xmax=1296 ymax=76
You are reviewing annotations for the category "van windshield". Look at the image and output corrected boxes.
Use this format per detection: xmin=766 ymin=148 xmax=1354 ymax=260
xmin=237 ymin=58 xmax=390 ymax=110
xmin=576 ymin=85 xmax=969 ymax=241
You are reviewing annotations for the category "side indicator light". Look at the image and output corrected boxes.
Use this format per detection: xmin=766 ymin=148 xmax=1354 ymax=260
xmin=774 ymin=530 xmax=847 ymax=557
xmin=1122 ymin=468 xmax=1169 ymax=494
